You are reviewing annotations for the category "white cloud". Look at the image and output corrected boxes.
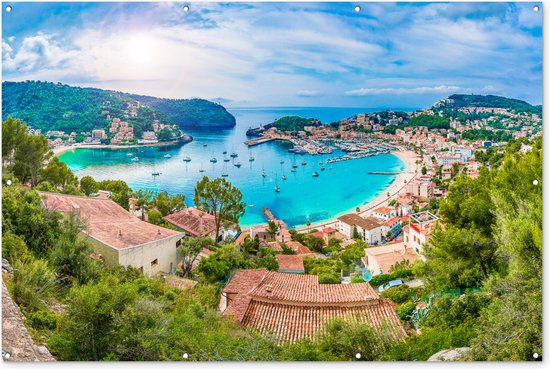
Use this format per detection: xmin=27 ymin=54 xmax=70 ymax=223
xmin=345 ymin=85 xmax=461 ymax=96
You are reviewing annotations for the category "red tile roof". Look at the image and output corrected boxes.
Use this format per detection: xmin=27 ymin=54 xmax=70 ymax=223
xmin=276 ymin=254 xmax=305 ymax=272
xmin=337 ymin=214 xmax=383 ymax=231
xmin=286 ymin=241 xmax=314 ymax=256
xmin=373 ymin=206 xmax=393 ymax=215
xmin=323 ymin=227 xmax=336 ymax=233
xmin=40 ymin=192 xmax=182 ymax=250
xmin=163 ymin=208 xmax=216 ymax=237
xmin=223 ymin=270 xmax=405 ymax=342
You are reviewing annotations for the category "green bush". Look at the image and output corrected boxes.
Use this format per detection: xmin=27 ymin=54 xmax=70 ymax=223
xmin=397 ymin=301 xmax=417 ymax=322
xmin=351 ymin=275 xmax=365 ymax=284
xmin=28 ymin=310 xmax=57 ymax=330
xmin=318 ymin=273 xmax=340 ymax=284
xmin=381 ymin=284 xmax=413 ymax=304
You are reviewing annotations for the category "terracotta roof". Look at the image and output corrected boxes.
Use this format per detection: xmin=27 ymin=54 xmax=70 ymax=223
xmin=323 ymin=227 xmax=336 ymax=233
xmin=365 ymin=243 xmax=419 ymax=273
xmin=276 ymin=254 xmax=305 ymax=272
xmin=286 ymin=241 xmax=314 ymax=256
xmin=222 ymin=270 xmax=405 ymax=342
xmin=384 ymin=216 xmax=401 ymax=227
xmin=40 ymin=192 xmax=182 ymax=250
xmin=337 ymin=214 xmax=383 ymax=231
xmin=373 ymin=206 xmax=393 ymax=215
xmin=163 ymin=207 xmax=216 ymax=237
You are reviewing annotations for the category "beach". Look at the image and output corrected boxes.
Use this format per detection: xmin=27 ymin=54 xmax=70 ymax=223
xmin=291 ymin=149 xmax=419 ymax=232
xmin=52 ymin=138 xmax=192 ymax=157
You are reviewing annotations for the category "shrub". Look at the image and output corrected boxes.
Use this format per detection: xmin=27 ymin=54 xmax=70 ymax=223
xmin=10 ymin=258 xmax=56 ymax=313
xmin=381 ymin=284 xmax=413 ymax=304
xmin=28 ymin=310 xmax=57 ymax=330
xmin=318 ymin=273 xmax=340 ymax=284
xmin=351 ymin=275 xmax=365 ymax=284
xmin=397 ymin=301 xmax=417 ymax=322
xmin=370 ymin=269 xmax=413 ymax=287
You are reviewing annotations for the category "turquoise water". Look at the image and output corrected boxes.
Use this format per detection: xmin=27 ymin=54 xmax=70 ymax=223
xmin=59 ymin=107 xmax=411 ymax=228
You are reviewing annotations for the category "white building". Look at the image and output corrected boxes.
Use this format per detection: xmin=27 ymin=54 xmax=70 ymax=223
xmin=337 ymin=214 xmax=384 ymax=245
xmin=403 ymin=211 xmax=438 ymax=254
xmin=372 ymin=206 xmax=397 ymax=221
xmin=40 ymin=192 xmax=184 ymax=276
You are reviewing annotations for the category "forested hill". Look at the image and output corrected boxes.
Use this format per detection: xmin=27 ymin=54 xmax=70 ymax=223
xmin=2 ymin=81 xmax=236 ymax=132
xmin=126 ymin=94 xmax=236 ymax=128
xmin=439 ymin=94 xmax=542 ymax=115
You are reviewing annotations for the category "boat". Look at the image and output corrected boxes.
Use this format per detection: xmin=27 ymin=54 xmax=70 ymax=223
xmin=126 ymin=153 xmax=133 ymax=157
xmin=312 ymin=172 xmax=319 ymax=177
xmin=152 ymin=172 xmax=161 ymax=176
xmin=203 ymin=144 xmax=207 ymax=147
xmin=292 ymin=164 xmax=298 ymax=168
xmin=274 ymin=185 xmax=280 ymax=193
xmin=221 ymin=173 xmax=229 ymax=177
xmin=223 ymin=157 xmax=230 ymax=162
xmin=210 ymin=158 xmax=218 ymax=163
xmin=291 ymin=168 xmax=297 ymax=172
xmin=248 ymin=204 xmax=254 ymax=208
xmin=280 ymin=161 xmax=284 ymax=164
xmin=319 ymin=161 xmax=323 ymax=164
xmin=234 ymin=162 xmax=242 ymax=168
xmin=262 ymin=170 xmax=266 ymax=177
xmin=230 ymin=153 xmax=238 ymax=158
xmin=320 ymin=167 xmax=325 ymax=171
xmin=131 ymin=157 xmax=139 ymax=162
xmin=223 ymin=150 xmax=227 ymax=155
xmin=249 ymin=156 xmax=255 ymax=162
xmin=301 ymin=161 xmax=307 ymax=165
xmin=282 ymin=175 xmax=287 ymax=180
xmin=183 ymin=156 xmax=191 ymax=162
xmin=164 ymin=154 xmax=172 ymax=158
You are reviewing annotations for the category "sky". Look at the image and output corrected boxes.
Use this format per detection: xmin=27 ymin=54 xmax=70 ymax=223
xmin=1 ymin=2 xmax=543 ymax=108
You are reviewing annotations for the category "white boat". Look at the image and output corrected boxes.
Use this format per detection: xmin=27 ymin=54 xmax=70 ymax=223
xmin=274 ymin=185 xmax=280 ymax=192
xmin=183 ymin=156 xmax=191 ymax=162
xmin=131 ymin=157 xmax=139 ymax=162
xmin=301 ymin=161 xmax=307 ymax=165
xmin=164 ymin=154 xmax=172 ymax=158
xmin=312 ymin=172 xmax=319 ymax=177
xmin=126 ymin=153 xmax=133 ymax=157
xmin=262 ymin=171 xmax=266 ymax=177
xmin=282 ymin=175 xmax=287 ymax=180
xmin=248 ymin=204 xmax=254 ymax=208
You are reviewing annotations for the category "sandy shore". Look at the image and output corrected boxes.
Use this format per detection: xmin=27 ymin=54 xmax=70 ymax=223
xmin=52 ymin=139 xmax=190 ymax=156
xmin=292 ymin=149 xmax=419 ymax=232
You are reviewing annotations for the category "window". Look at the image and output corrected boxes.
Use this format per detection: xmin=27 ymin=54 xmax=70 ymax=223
xmin=151 ymin=259 xmax=158 ymax=267
xmin=139 ymin=266 xmax=144 ymax=274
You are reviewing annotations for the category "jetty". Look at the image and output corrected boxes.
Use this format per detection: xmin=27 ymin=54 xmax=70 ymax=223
xmin=244 ymin=137 xmax=278 ymax=146
xmin=262 ymin=207 xmax=277 ymax=222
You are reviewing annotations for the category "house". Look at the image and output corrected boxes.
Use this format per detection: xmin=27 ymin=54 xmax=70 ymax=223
xmin=441 ymin=165 xmax=453 ymax=180
xmin=397 ymin=195 xmax=415 ymax=216
xmin=405 ymin=179 xmax=435 ymax=199
xmin=276 ymin=254 xmax=307 ymax=273
xmin=383 ymin=216 xmax=402 ymax=240
xmin=404 ymin=211 xmax=439 ymax=254
xmin=372 ymin=206 xmax=397 ymax=221
xmin=249 ymin=219 xmax=292 ymax=244
xmin=163 ymin=207 xmax=237 ymax=242
xmin=362 ymin=242 xmax=419 ymax=276
xmin=337 ymin=214 xmax=384 ymax=245
xmin=40 ymin=192 xmax=184 ymax=276
xmin=220 ymin=270 xmax=406 ymax=343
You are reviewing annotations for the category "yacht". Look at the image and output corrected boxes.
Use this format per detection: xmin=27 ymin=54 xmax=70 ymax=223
xmin=203 ymin=144 xmax=208 ymax=147
xmin=274 ymin=185 xmax=280 ymax=193
xmin=282 ymin=175 xmax=287 ymax=180
xmin=183 ymin=156 xmax=192 ymax=162
xmin=131 ymin=156 xmax=139 ymax=162
xmin=262 ymin=170 xmax=266 ymax=177
xmin=234 ymin=162 xmax=242 ymax=168
xmin=249 ymin=156 xmax=255 ymax=162
xmin=230 ymin=152 xmax=238 ymax=158
xmin=290 ymin=168 xmax=297 ymax=172
xmin=223 ymin=157 xmax=230 ymax=162
xmin=152 ymin=172 xmax=161 ymax=176
xmin=320 ymin=167 xmax=326 ymax=171
xmin=163 ymin=154 xmax=172 ymax=158
xmin=223 ymin=150 xmax=227 ymax=155
xmin=126 ymin=153 xmax=133 ymax=157
xmin=210 ymin=158 xmax=218 ymax=163
xmin=280 ymin=160 xmax=284 ymax=164
xmin=301 ymin=161 xmax=307 ymax=166
xmin=312 ymin=172 xmax=319 ymax=177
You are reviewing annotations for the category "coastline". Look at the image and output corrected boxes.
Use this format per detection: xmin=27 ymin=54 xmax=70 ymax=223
xmin=52 ymin=137 xmax=192 ymax=157
xmin=272 ymin=149 xmax=419 ymax=232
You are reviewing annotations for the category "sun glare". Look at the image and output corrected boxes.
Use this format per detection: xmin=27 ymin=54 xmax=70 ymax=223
xmin=124 ymin=35 xmax=156 ymax=67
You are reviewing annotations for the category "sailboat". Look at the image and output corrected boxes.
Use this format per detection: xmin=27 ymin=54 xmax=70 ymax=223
xmin=163 ymin=154 xmax=172 ymax=158
xmin=223 ymin=156 xmax=230 ymax=162
xmin=221 ymin=162 xmax=229 ymax=177
xmin=312 ymin=172 xmax=319 ymax=177
xmin=261 ymin=164 xmax=266 ymax=177
xmin=291 ymin=155 xmax=298 ymax=168
xmin=301 ymin=161 xmax=307 ymax=165
xmin=234 ymin=162 xmax=242 ymax=168
xmin=249 ymin=150 xmax=255 ymax=161
xmin=210 ymin=157 xmax=218 ymax=163
xmin=230 ymin=145 xmax=238 ymax=158
xmin=282 ymin=175 xmax=287 ymax=180
xmin=183 ymin=156 xmax=192 ymax=162
xmin=152 ymin=162 xmax=161 ymax=176
xmin=199 ymin=163 xmax=205 ymax=173
xmin=274 ymin=185 xmax=280 ymax=192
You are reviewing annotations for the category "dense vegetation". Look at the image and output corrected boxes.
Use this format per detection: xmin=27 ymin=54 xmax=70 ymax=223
xmin=444 ymin=94 xmax=542 ymax=115
xmin=2 ymin=81 xmax=235 ymax=133
xmin=271 ymin=116 xmax=321 ymax=132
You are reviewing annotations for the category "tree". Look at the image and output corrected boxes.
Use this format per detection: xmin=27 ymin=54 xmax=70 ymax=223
xmin=39 ymin=157 xmax=77 ymax=189
xmin=305 ymin=219 xmax=311 ymax=232
xmin=178 ymin=237 xmax=213 ymax=277
xmin=151 ymin=191 xmax=186 ymax=216
xmin=147 ymin=209 xmax=163 ymax=225
xmin=194 ymin=176 xmax=245 ymax=244
xmin=2 ymin=116 xmax=27 ymax=167
xmin=134 ymin=189 xmax=153 ymax=221
xmin=421 ymin=166 xmax=427 ymax=175
xmin=80 ymin=176 xmax=99 ymax=196
xmin=266 ymin=220 xmax=280 ymax=238
xmin=13 ymin=134 xmax=52 ymax=187
xmin=10 ymin=257 xmax=57 ymax=313
xmin=98 ymin=180 xmax=132 ymax=209
xmin=49 ymin=215 xmax=102 ymax=285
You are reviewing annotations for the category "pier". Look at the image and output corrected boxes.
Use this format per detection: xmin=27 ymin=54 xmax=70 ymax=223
xmin=244 ymin=137 xmax=278 ymax=146
xmin=262 ymin=207 xmax=277 ymax=222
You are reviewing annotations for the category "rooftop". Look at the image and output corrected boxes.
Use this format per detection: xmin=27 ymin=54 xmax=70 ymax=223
xmin=40 ymin=192 xmax=182 ymax=250
xmin=337 ymin=213 xmax=383 ymax=230
xmin=364 ymin=243 xmax=420 ymax=274
xmin=223 ymin=270 xmax=405 ymax=342
xmin=163 ymin=207 xmax=216 ymax=237
xmin=276 ymin=254 xmax=306 ymax=272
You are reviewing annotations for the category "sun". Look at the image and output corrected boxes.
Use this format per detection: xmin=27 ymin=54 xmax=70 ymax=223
xmin=124 ymin=35 xmax=156 ymax=67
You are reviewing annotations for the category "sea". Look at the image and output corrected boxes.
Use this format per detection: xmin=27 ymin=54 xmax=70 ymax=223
xmin=58 ymin=107 xmax=417 ymax=228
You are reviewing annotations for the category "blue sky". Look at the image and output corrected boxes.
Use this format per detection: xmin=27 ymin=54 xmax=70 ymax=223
xmin=2 ymin=2 xmax=542 ymax=107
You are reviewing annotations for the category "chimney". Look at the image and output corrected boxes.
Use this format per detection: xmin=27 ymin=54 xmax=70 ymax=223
xmin=118 ymin=229 xmax=122 ymax=237
xmin=157 ymin=229 xmax=161 ymax=235
xmin=265 ymin=284 xmax=273 ymax=296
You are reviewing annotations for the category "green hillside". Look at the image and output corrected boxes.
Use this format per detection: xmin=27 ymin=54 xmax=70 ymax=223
xmin=443 ymin=94 xmax=542 ymax=115
xmin=2 ymin=81 xmax=236 ymax=133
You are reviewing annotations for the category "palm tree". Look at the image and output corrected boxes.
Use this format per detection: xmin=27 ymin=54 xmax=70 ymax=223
xmin=266 ymin=220 xmax=280 ymax=239
xmin=306 ymin=219 xmax=311 ymax=232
